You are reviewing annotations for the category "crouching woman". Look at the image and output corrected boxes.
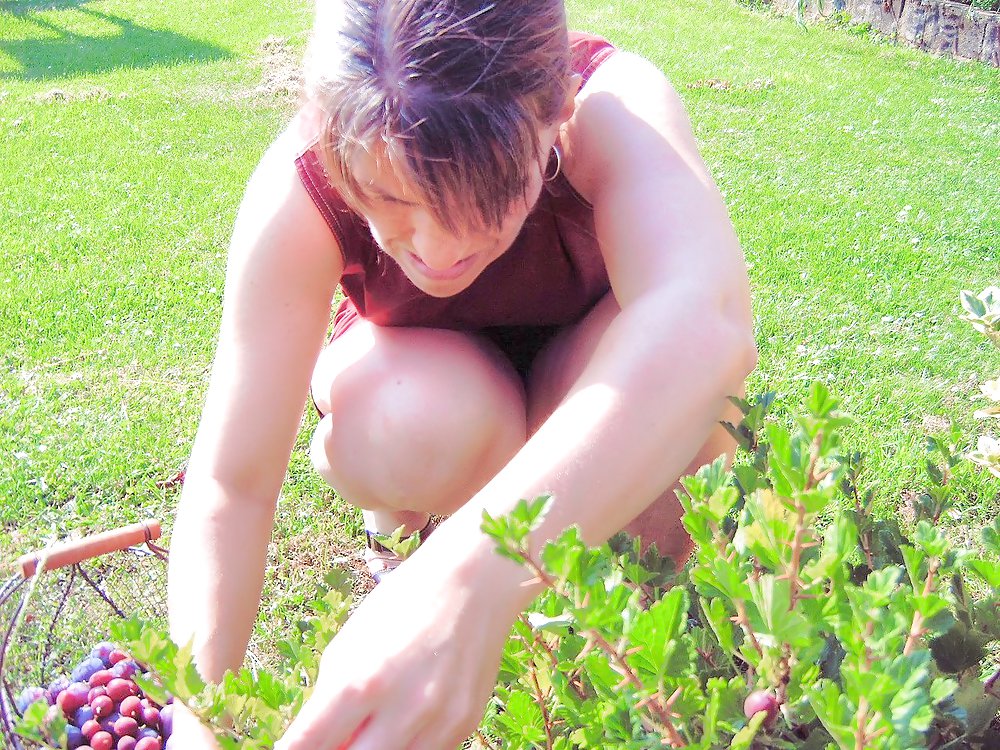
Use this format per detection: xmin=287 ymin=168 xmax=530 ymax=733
xmin=166 ymin=2 xmax=757 ymax=748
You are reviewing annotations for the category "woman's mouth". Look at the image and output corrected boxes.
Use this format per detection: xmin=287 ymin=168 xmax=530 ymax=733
xmin=406 ymin=252 xmax=478 ymax=282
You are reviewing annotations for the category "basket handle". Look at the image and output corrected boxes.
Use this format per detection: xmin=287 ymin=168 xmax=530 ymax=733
xmin=17 ymin=520 xmax=162 ymax=579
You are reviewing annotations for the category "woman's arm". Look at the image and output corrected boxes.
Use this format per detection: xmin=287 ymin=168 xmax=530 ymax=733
xmin=167 ymin=118 xmax=342 ymax=680
xmin=430 ymin=48 xmax=757 ymax=608
xmin=277 ymin=51 xmax=756 ymax=750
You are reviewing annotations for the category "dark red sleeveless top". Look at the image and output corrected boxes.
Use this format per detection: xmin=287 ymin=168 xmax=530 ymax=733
xmin=294 ymin=32 xmax=617 ymax=346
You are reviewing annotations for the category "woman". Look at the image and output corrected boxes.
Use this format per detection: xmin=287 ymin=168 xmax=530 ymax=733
xmin=166 ymin=1 xmax=757 ymax=748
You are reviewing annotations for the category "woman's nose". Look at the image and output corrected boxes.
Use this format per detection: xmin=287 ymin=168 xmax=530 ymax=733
xmin=410 ymin=212 xmax=466 ymax=270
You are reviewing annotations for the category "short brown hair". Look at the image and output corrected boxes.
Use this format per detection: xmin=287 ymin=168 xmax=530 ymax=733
xmin=304 ymin=1 xmax=571 ymax=232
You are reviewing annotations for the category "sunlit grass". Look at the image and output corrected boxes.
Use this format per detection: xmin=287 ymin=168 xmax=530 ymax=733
xmin=1 ymin=0 xmax=997 ymax=652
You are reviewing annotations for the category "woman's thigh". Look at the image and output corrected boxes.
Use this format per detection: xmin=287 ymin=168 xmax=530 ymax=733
xmin=309 ymin=321 xmax=527 ymax=515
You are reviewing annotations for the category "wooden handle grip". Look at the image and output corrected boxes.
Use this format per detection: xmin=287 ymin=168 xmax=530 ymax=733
xmin=17 ymin=520 xmax=162 ymax=579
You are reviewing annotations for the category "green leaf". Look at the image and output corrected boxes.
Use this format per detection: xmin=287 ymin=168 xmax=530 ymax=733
xmin=953 ymin=670 xmax=1000 ymax=735
xmin=625 ymin=587 xmax=691 ymax=681
xmin=930 ymin=677 xmax=959 ymax=704
xmin=806 ymin=680 xmax=854 ymax=748
xmin=174 ymin=638 xmax=208 ymax=698
xmin=901 ymin=545 xmax=927 ymax=592
xmin=982 ymin=517 xmax=1000 ymax=555
xmin=729 ymin=708 xmax=766 ymax=749
xmin=747 ymin=574 xmax=814 ymax=649
xmin=913 ymin=520 xmax=949 ymax=558
xmin=524 ymin=611 xmax=576 ymax=636
xmin=701 ymin=596 xmax=737 ymax=658
xmin=806 ymin=380 xmax=839 ymax=419
xmin=929 ymin=620 xmax=988 ymax=674
xmin=961 ymin=289 xmax=988 ymax=317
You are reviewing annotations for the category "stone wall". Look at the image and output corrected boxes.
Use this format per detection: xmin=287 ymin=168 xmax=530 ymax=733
xmin=771 ymin=0 xmax=1000 ymax=66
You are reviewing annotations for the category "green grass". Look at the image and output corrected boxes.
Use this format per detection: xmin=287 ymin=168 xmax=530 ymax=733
xmin=1 ymin=0 xmax=998 ymax=652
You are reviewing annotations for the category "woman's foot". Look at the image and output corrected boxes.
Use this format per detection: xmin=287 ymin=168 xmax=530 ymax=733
xmin=363 ymin=510 xmax=437 ymax=583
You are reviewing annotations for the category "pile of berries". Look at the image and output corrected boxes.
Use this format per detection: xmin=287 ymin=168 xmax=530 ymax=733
xmin=15 ymin=642 xmax=174 ymax=750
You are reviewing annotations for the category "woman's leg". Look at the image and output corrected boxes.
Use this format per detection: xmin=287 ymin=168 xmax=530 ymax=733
xmin=309 ymin=321 xmax=527 ymax=535
xmin=526 ymin=292 xmax=743 ymax=565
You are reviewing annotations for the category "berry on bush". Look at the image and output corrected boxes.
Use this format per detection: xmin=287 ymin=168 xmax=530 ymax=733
xmin=743 ymin=690 xmax=780 ymax=728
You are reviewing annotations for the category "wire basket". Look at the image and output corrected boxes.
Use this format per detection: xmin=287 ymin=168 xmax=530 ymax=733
xmin=0 ymin=520 xmax=168 ymax=750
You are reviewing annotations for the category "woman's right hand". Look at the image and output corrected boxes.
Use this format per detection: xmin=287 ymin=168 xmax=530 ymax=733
xmin=164 ymin=702 xmax=222 ymax=750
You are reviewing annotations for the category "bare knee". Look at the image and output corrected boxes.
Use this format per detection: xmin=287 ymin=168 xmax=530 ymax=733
xmin=624 ymin=396 xmax=743 ymax=566
xmin=310 ymin=328 xmax=527 ymax=514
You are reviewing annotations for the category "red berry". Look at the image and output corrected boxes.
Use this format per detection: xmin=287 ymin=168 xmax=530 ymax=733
xmin=89 ymin=670 xmax=114 ymax=688
xmin=140 ymin=705 xmax=160 ymax=728
xmin=91 ymin=731 xmax=114 ymax=750
xmin=743 ymin=690 xmax=779 ymax=727
xmin=119 ymin=695 xmax=142 ymax=720
xmin=109 ymin=650 xmax=129 ymax=665
xmin=57 ymin=683 xmax=89 ymax=716
xmin=114 ymin=716 xmax=139 ymax=738
xmin=91 ymin=695 xmax=114 ymax=719
xmin=81 ymin=719 xmax=101 ymax=739
xmin=88 ymin=686 xmax=108 ymax=703
xmin=118 ymin=738 xmax=137 ymax=750
xmin=106 ymin=678 xmax=138 ymax=703
xmin=135 ymin=737 xmax=161 ymax=750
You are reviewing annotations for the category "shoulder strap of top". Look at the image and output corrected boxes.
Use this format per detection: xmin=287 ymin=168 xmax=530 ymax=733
xmin=568 ymin=31 xmax=618 ymax=86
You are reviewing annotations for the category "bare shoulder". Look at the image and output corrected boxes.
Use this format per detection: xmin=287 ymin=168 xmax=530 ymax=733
xmin=229 ymin=106 xmax=342 ymax=281
xmin=561 ymin=51 xmax=711 ymax=206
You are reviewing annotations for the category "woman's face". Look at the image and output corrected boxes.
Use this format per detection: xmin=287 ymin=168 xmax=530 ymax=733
xmin=348 ymin=132 xmax=558 ymax=298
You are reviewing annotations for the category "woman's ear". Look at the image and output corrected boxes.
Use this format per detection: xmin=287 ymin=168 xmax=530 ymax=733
xmin=559 ymin=74 xmax=583 ymax=124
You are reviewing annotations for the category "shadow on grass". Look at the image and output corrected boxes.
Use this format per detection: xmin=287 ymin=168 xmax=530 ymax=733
xmin=0 ymin=1 xmax=231 ymax=81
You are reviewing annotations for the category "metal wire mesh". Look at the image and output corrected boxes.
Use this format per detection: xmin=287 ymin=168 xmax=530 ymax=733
xmin=0 ymin=541 xmax=168 ymax=750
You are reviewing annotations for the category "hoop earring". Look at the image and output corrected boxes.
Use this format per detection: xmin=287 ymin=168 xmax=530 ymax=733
xmin=543 ymin=143 xmax=562 ymax=182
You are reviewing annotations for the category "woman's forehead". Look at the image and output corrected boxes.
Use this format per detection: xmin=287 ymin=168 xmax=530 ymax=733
xmin=348 ymin=141 xmax=423 ymax=205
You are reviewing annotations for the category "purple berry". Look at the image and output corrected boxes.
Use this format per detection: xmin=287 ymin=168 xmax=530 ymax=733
xmin=111 ymin=660 xmax=140 ymax=679
xmin=14 ymin=686 xmax=48 ymax=714
xmin=67 ymin=725 xmax=86 ymax=749
xmin=72 ymin=657 xmax=106 ymax=683
xmin=158 ymin=704 xmax=173 ymax=738
xmin=98 ymin=711 xmax=121 ymax=734
xmin=89 ymin=642 xmax=117 ymax=666
xmin=74 ymin=704 xmax=96 ymax=727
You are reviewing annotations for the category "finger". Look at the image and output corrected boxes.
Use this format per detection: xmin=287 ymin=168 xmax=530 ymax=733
xmin=345 ymin=704 xmax=426 ymax=750
xmin=275 ymin=691 xmax=370 ymax=750
xmin=404 ymin=723 xmax=470 ymax=750
xmin=401 ymin=692 xmax=482 ymax=750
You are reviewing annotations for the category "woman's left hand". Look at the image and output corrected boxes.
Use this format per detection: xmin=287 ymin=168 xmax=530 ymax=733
xmin=275 ymin=541 xmax=517 ymax=750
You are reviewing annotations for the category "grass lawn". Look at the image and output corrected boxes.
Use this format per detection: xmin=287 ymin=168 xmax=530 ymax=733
xmin=1 ymin=0 xmax=998 ymax=654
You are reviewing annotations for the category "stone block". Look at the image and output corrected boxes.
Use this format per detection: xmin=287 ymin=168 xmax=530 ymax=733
xmin=902 ymin=0 xmax=991 ymax=60
xmin=847 ymin=0 xmax=905 ymax=38
xmin=900 ymin=0 xmax=939 ymax=47
xmin=983 ymin=13 xmax=1000 ymax=66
